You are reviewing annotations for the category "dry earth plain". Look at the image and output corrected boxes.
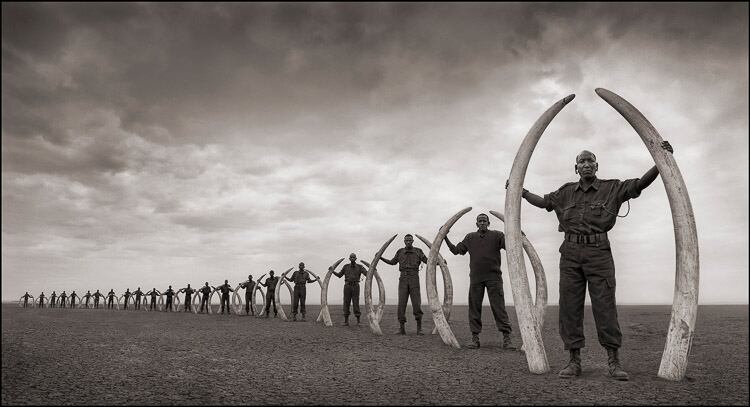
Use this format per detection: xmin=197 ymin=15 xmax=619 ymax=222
xmin=2 ymin=303 xmax=748 ymax=405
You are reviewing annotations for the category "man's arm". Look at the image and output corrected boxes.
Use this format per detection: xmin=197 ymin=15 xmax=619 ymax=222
xmin=284 ymin=273 xmax=294 ymax=282
xmin=379 ymin=251 xmax=398 ymax=266
xmin=332 ymin=266 xmax=345 ymax=278
xmin=505 ymin=179 xmax=547 ymax=208
xmin=444 ymin=235 xmax=459 ymax=255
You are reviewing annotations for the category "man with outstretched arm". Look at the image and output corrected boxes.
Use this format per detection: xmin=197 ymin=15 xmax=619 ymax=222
xmin=50 ymin=291 xmax=57 ymax=308
xmin=83 ymin=290 xmax=92 ymax=308
xmin=38 ymin=292 xmax=46 ymax=308
xmin=239 ymin=275 xmax=256 ymax=316
xmin=22 ymin=292 xmax=31 ymax=308
xmin=106 ymin=289 xmax=116 ymax=309
xmin=163 ymin=286 xmax=175 ymax=312
xmin=133 ymin=287 xmax=144 ymax=310
xmin=332 ymin=253 xmax=368 ymax=326
xmin=285 ymin=262 xmax=320 ymax=322
xmin=93 ymin=290 xmax=104 ymax=309
xmin=215 ymin=280 xmax=234 ymax=315
xmin=69 ymin=291 xmax=78 ymax=308
xmin=122 ymin=288 xmax=132 ymax=310
xmin=198 ymin=283 xmax=213 ymax=313
xmin=444 ymin=213 xmax=514 ymax=350
xmin=259 ymin=271 xmax=279 ymax=318
xmin=146 ymin=288 xmax=160 ymax=311
xmin=178 ymin=284 xmax=195 ymax=312
xmin=380 ymin=234 xmax=429 ymax=335
xmin=511 ymin=141 xmax=673 ymax=381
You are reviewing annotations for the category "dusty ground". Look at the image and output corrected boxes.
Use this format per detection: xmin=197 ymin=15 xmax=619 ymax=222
xmin=2 ymin=303 xmax=747 ymax=405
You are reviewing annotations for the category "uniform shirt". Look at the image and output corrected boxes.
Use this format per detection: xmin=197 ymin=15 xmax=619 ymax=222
xmin=107 ymin=291 xmax=115 ymax=299
xmin=290 ymin=270 xmax=314 ymax=285
xmin=199 ymin=286 xmax=211 ymax=296
xmin=216 ymin=284 xmax=232 ymax=295
xmin=23 ymin=293 xmax=31 ymax=300
xmin=542 ymin=177 xmax=642 ymax=235
xmin=264 ymin=276 xmax=279 ymax=291
xmin=183 ymin=288 xmax=195 ymax=298
xmin=124 ymin=292 xmax=131 ymax=299
xmin=240 ymin=281 xmax=256 ymax=295
xmin=455 ymin=230 xmax=505 ymax=284
xmin=336 ymin=263 xmax=368 ymax=282
xmin=50 ymin=293 xmax=57 ymax=301
xmin=164 ymin=289 xmax=174 ymax=299
xmin=385 ymin=247 xmax=428 ymax=277
xmin=94 ymin=293 xmax=103 ymax=299
xmin=134 ymin=290 xmax=143 ymax=299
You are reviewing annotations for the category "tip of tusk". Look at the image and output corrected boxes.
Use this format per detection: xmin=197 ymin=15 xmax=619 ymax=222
xmin=594 ymin=88 xmax=610 ymax=97
xmin=563 ymin=94 xmax=576 ymax=104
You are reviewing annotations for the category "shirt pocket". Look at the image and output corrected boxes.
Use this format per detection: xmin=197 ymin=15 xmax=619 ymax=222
xmin=561 ymin=202 xmax=581 ymax=224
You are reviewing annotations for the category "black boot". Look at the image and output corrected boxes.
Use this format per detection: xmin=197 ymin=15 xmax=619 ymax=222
xmin=301 ymin=313 xmax=306 ymax=322
xmin=558 ymin=349 xmax=582 ymax=378
xmin=416 ymin=319 xmax=424 ymax=335
xmin=502 ymin=332 xmax=515 ymax=349
xmin=356 ymin=315 xmax=360 ymax=325
xmin=395 ymin=322 xmax=406 ymax=335
xmin=606 ymin=348 xmax=629 ymax=381
xmin=465 ymin=333 xmax=480 ymax=349
xmin=344 ymin=316 xmax=349 ymax=326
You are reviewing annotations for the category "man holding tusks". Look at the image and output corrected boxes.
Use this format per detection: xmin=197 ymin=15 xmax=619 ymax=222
xmin=285 ymin=262 xmax=320 ymax=322
xmin=380 ymin=234 xmax=429 ymax=335
xmin=259 ymin=271 xmax=279 ymax=318
xmin=331 ymin=253 xmax=368 ymax=326
xmin=512 ymin=141 xmax=673 ymax=380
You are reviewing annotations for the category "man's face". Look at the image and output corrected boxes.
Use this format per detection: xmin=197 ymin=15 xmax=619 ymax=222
xmin=248 ymin=275 xmax=252 ymax=280
xmin=404 ymin=235 xmax=414 ymax=247
xmin=205 ymin=283 xmax=209 ymax=287
xmin=349 ymin=253 xmax=357 ymax=263
xmin=476 ymin=215 xmax=490 ymax=232
xmin=270 ymin=271 xmax=275 ymax=276
xmin=299 ymin=263 xmax=305 ymax=270
xmin=187 ymin=284 xmax=191 ymax=288
xmin=224 ymin=280 xmax=228 ymax=284
xmin=575 ymin=151 xmax=598 ymax=180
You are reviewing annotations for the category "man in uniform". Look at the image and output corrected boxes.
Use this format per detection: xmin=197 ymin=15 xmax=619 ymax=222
xmin=106 ymin=289 xmax=116 ymax=309
xmin=59 ymin=291 xmax=68 ymax=308
xmin=284 ymin=262 xmax=320 ymax=321
xmin=50 ymin=291 xmax=57 ymax=308
xmin=259 ymin=271 xmax=279 ymax=318
xmin=215 ymin=280 xmax=234 ymax=314
xmin=38 ymin=292 xmax=46 ymax=308
xmin=380 ymin=234 xmax=429 ymax=335
xmin=178 ymin=284 xmax=195 ymax=312
xmin=69 ymin=291 xmax=78 ymax=308
xmin=238 ymin=275 xmax=256 ymax=316
xmin=332 ymin=253 xmax=368 ymax=325
xmin=147 ymin=288 xmax=160 ymax=311
xmin=163 ymin=286 xmax=175 ymax=312
xmin=445 ymin=213 xmax=514 ymax=350
xmin=133 ymin=287 xmax=144 ymax=310
xmin=22 ymin=292 xmax=31 ymax=308
xmin=93 ymin=290 xmax=104 ymax=309
xmin=515 ymin=141 xmax=673 ymax=380
xmin=83 ymin=290 xmax=92 ymax=308
xmin=122 ymin=288 xmax=132 ymax=310
xmin=198 ymin=283 xmax=212 ymax=313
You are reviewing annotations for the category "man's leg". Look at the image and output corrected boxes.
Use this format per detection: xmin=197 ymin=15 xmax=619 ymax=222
xmin=246 ymin=295 xmax=252 ymax=315
xmin=467 ymin=281 xmax=486 ymax=348
xmin=407 ymin=277 xmax=424 ymax=335
xmin=352 ymin=283 xmax=361 ymax=324
xmin=299 ymin=285 xmax=307 ymax=320
xmin=558 ymin=241 xmax=587 ymax=378
xmin=396 ymin=278 xmax=408 ymax=334
xmin=291 ymin=286 xmax=301 ymax=320
xmin=343 ymin=284 xmax=352 ymax=325
xmin=486 ymin=279 xmax=513 ymax=347
xmin=264 ymin=293 xmax=273 ymax=317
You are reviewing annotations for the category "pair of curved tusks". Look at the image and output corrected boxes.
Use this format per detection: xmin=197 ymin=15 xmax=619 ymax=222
xmin=364 ymin=235 xmax=398 ymax=335
xmin=320 ymin=258 xmax=386 ymax=327
xmin=191 ymin=292 xmax=211 ymax=314
xmin=232 ymin=286 xmax=244 ymax=314
xmin=254 ymin=274 xmax=267 ymax=316
xmin=273 ymin=268 xmax=295 ymax=321
xmin=18 ymin=296 xmax=35 ymax=308
xmin=414 ymin=234 xmax=453 ymax=336
xmin=505 ymin=88 xmax=698 ymax=380
xmin=157 ymin=294 xmax=180 ymax=312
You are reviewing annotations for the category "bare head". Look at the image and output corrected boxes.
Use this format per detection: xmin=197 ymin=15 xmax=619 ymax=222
xmin=224 ymin=279 xmax=228 ymax=284
xmin=476 ymin=213 xmax=490 ymax=233
xmin=349 ymin=253 xmax=357 ymax=263
xmin=298 ymin=262 xmax=305 ymax=270
xmin=248 ymin=274 xmax=253 ymax=280
xmin=187 ymin=284 xmax=191 ymax=288
xmin=575 ymin=150 xmax=598 ymax=181
xmin=270 ymin=270 xmax=275 ymax=276
xmin=404 ymin=234 xmax=414 ymax=248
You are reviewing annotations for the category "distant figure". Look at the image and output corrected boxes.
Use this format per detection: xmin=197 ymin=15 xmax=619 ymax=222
xmin=58 ymin=291 xmax=68 ymax=308
xmin=178 ymin=284 xmax=195 ymax=312
xmin=83 ymin=291 xmax=92 ymax=308
xmin=259 ymin=271 xmax=279 ymax=318
xmin=50 ymin=291 xmax=57 ymax=308
xmin=380 ymin=234 xmax=429 ymax=335
xmin=146 ymin=288 xmax=160 ymax=311
xmin=198 ymin=283 xmax=213 ymax=313
xmin=22 ymin=292 xmax=31 ymax=308
xmin=163 ymin=286 xmax=175 ymax=312
xmin=107 ymin=289 xmax=116 ymax=309
xmin=93 ymin=290 xmax=104 ymax=309
xmin=215 ymin=280 xmax=234 ymax=315
xmin=133 ymin=287 xmax=144 ymax=310
xmin=332 ymin=253 xmax=368 ymax=325
xmin=239 ymin=275 xmax=256 ymax=315
xmin=122 ymin=289 xmax=132 ymax=310
xmin=285 ymin=262 xmax=320 ymax=322
xmin=38 ymin=292 xmax=46 ymax=308
xmin=69 ymin=291 xmax=78 ymax=308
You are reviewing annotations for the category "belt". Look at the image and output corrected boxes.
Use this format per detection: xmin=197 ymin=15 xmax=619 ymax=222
xmin=345 ymin=281 xmax=360 ymax=285
xmin=565 ymin=232 xmax=608 ymax=244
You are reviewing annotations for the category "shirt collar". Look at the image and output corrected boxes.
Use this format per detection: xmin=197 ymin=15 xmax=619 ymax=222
xmin=576 ymin=177 xmax=600 ymax=192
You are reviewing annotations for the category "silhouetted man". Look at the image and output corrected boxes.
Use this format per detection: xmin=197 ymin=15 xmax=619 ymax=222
xmin=239 ymin=275 xmax=256 ymax=315
xmin=380 ymin=234 xmax=428 ymax=335
xmin=285 ymin=262 xmax=320 ymax=321
xmin=198 ymin=283 xmax=213 ymax=313
xmin=215 ymin=280 xmax=234 ymax=314
xmin=259 ymin=271 xmax=279 ymax=318
xmin=178 ymin=284 xmax=195 ymax=312
xmin=332 ymin=253 xmax=368 ymax=325
xmin=147 ymin=288 xmax=160 ymax=311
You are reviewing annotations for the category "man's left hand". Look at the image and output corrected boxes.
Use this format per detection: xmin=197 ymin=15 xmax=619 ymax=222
xmin=662 ymin=140 xmax=674 ymax=153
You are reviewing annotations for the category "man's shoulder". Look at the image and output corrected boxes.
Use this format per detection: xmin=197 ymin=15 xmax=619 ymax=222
xmin=557 ymin=181 xmax=579 ymax=191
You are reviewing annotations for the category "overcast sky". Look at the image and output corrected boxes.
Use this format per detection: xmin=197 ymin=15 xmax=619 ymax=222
xmin=2 ymin=3 xmax=748 ymax=305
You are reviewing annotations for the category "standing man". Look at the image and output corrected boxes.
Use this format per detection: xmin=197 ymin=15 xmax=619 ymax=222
xmin=163 ymin=286 xmax=175 ymax=312
xmin=106 ymin=289 xmax=116 ymax=309
xmin=332 ymin=253 xmax=368 ymax=326
xmin=239 ymin=275 xmax=256 ymax=316
xmin=22 ymin=292 xmax=32 ymax=308
xmin=514 ymin=141 xmax=673 ymax=380
xmin=198 ymin=283 xmax=213 ymax=313
xmin=146 ymin=288 xmax=160 ymax=311
xmin=380 ymin=234 xmax=428 ymax=335
xmin=133 ymin=287 xmax=144 ymax=310
xmin=38 ymin=292 xmax=46 ymax=308
xmin=285 ymin=262 xmax=320 ymax=322
xmin=178 ymin=284 xmax=195 ymax=312
xmin=69 ymin=291 xmax=78 ymax=308
xmin=50 ymin=291 xmax=57 ymax=308
xmin=58 ymin=291 xmax=68 ymax=308
xmin=215 ymin=280 xmax=234 ymax=315
xmin=259 ymin=271 xmax=279 ymax=318
xmin=83 ymin=290 xmax=92 ymax=308
xmin=444 ymin=213 xmax=514 ymax=350
xmin=93 ymin=290 xmax=104 ymax=309
xmin=122 ymin=289 xmax=132 ymax=310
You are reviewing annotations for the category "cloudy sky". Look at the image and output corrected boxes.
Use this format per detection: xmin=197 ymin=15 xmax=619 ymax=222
xmin=2 ymin=3 xmax=748 ymax=306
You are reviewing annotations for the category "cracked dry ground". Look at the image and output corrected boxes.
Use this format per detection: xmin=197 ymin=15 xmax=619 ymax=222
xmin=2 ymin=304 xmax=747 ymax=405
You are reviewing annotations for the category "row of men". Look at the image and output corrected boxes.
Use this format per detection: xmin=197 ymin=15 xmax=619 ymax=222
xmin=18 ymin=141 xmax=674 ymax=381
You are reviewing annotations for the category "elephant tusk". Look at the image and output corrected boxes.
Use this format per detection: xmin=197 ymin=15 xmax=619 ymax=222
xmin=360 ymin=260 xmax=386 ymax=324
xmin=364 ymin=235 xmax=398 ymax=335
xmin=274 ymin=268 xmax=295 ymax=321
xmin=318 ymin=258 xmax=345 ymax=326
xmin=415 ymin=234 xmax=453 ymax=336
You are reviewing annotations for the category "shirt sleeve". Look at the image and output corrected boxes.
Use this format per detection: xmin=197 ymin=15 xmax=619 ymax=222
xmin=418 ymin=248 xmax=428 ymax=263
xmin=614 ymin=178 xmax=642 ymax=204
xmin=542 ymin=188 xmax=561 ymax=212
xmin=455 ymin=234 xmax=470 ymax=255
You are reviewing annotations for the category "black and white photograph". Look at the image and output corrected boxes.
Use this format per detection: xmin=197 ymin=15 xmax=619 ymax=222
xmin=2 ymin=2 xmax=748 ymax=405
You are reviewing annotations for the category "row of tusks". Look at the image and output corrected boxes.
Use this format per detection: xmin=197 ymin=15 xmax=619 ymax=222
xmin=15 ymin=90 xmax=697 ymax=381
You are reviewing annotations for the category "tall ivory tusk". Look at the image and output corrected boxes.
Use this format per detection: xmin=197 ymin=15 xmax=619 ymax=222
xmin=506 ymin=93 xmax=575 ymax=373
xmin=360 ymin=260 xmax=386 ymax=324
xmin=232 ymin=285 xmax=243 ymax=314
xmin=489 ymin=210 xmax=547 ymax=330
xmin=596 ymin=88 xmax=699 ymax=381
xmin=415 ymin=234 xmax=453 ymax=336
xmin=426 ymin=207 xmax=472 ymax=349
xmin=318 ymin=258 xmax=345 ymax=326
xmin=305 ymin=269 xmax=325 ymax=322
xmin=274 ymin=268 xmax=295 ymax=321
xmin=253 ymin=274 xmax=267 ymax=316
xmin=365 ymin=235 xmax=398 ymax=335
